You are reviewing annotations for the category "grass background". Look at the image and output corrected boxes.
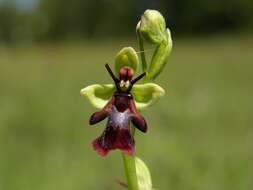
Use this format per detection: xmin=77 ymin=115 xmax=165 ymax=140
xmin=0 ymin=35 xmax=252 ymax=190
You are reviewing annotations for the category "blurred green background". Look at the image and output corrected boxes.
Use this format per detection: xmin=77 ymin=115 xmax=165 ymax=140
xmin=0 ymin=0 xmax=253 ymax=190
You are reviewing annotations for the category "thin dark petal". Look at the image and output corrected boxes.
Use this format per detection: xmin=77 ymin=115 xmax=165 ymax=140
xmin=131 ymin=72 xmax=146 ymax=85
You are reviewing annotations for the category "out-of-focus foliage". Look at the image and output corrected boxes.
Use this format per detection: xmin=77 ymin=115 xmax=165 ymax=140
xmin=39 ymin=0 xmax=136 ymax=39
xmin=163 ymin=0 xmax=253 ymax=34
xmin=0 ymin=36 xmax=252 ymax=190
xmin=0 ymin=0 xmax=253 ymax=42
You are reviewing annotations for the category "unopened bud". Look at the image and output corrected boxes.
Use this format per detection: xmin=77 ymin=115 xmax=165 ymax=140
xmin=138 ymin=9 xmax=167 ymax=44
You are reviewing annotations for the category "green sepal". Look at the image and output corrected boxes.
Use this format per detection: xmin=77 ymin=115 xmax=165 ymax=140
xmin=80 ymin=84 xmax=115 ymax=109
xmin=80 ymin=83 xmax=165 ymax=110
xmin=115 ymin=47 xmax=139 ymax=74
xmin=132 ymin=83 xmax=165 ymax=110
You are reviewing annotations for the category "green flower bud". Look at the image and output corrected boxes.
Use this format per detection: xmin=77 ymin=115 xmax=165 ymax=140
xmin=132 ymin=83 xmax=165 ymax=110
xmin=138 ymin=9 xmax=167 ymax=44
xmin=115 ymin=47 xmax=139 ymax=74
xmin=137 ymin=9 xmax=173 ymax=81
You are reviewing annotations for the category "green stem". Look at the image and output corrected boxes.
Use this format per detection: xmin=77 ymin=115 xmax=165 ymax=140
xmin=122 ymin=153 xmax=139 ymax=190
xmin=122 ymin=126 xmax=139 ymax=190
xmin=137 ymin=30 xmax=147 ymax=73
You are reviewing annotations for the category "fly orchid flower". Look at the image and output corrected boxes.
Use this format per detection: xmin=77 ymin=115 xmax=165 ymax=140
xmin=81 ymin=47 xmax=165 ymax=156
xmin=90 ymin=64 xmax=147 ymax=156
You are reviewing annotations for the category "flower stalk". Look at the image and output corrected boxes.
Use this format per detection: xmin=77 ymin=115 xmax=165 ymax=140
xmin=122 ymin=153 xmax=139 ymax=190
xmin=122 ymin=126 xmax=139 ymax=190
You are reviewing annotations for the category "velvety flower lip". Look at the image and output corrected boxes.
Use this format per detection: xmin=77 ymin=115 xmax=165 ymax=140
xmin=92 ymin=127 xmax=135 ymax=156
xmin=89 ymin=92 xmax=147 ymax=156
xmin=92 ymin=117 xmax=135 ymax=156
xmin=92 ymin=106 xmax=135 ymax=156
